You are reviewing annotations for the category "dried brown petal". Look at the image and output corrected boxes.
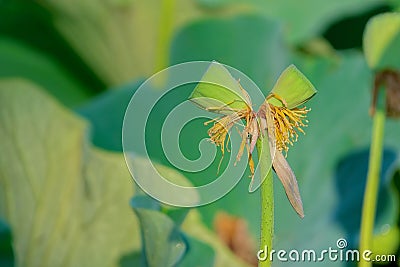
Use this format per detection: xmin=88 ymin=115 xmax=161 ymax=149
xmin=371 ymin=70 xmax=400 ymax=118
xmin=214 ymin=212 xmax=258 ymax=266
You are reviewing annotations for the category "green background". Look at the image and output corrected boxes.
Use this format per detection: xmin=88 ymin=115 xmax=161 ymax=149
xmin=0 ymin=0 xmax=400 ymax=267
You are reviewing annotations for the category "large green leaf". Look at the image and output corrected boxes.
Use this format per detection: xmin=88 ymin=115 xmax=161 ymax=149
xmin=0 ymin=37 xmax=93 ymax=107
xmin=0 ymin=80 xmax=141 ymax=267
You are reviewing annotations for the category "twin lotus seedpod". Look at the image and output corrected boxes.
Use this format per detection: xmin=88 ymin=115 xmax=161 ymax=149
xmin=189 ymin=62 xmax=317 ymax=218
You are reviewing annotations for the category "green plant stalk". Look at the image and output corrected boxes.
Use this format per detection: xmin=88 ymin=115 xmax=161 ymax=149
xmin=359 ymin=87 xmax=386 ymax=267
xmin=256 ymin=137 xmax=274 ymax=267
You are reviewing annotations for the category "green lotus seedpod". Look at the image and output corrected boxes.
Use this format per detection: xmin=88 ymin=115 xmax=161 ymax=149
xmin=189 ymin=61 xmax=249 ymax=114
xmin=268 ymin=64 xmax=317 ymax=109
xmin=363 ymin=12 xmax=400 ymax=70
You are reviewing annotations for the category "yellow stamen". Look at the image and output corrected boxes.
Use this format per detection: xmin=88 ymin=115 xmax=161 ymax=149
xmin=206 ymin=110 xmax=249 ymax=156
xmin=268 ymin=104 xmax=310 ymax=153
xmin=206 ymin=107 xmax=257 ymax=174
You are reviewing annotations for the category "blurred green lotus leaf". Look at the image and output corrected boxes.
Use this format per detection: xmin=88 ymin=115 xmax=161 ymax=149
xmin=363 ymin=12 xmax=400 ymax=70
xmin=178 ymin=235 xmax=215 ymax=267
xmin=38 ymin=0 xmax=199 ymax=85
xmin=131 ymin=196 xmax=187 ymax=267
xmin=0 ymin=79 xmax=141 ymax=267
xmin=39 ymin=0 xmax=251 ymax=86
xmin=171 ymin=15 xmax=288 ymax=88
xmin=181 ymin=211 xmax=251 ymax=267
xmin=0 ymin=37 xmax=92 ymax=107
xmin=196 ymin=0 xmax=386 ymax=44
xmin=189 ymin=61 xmax=249 ymax=114
xmin=130 ymin=193 xmax=216 ymax=267
xmin=0 ymin=220 xmax=13 ymax=267
xmin=268 ymin=64 xmax=317 ymax=108
xmin=127 ymin=158 xmax=252 ymax=267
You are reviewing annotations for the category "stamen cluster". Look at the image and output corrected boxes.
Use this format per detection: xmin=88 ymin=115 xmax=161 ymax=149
xmin=268 ymin=104 xmax=310 ymax=153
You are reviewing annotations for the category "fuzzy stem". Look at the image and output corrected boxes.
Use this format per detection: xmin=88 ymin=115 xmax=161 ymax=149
xmin=256 ymin=137 xmax=274 ymax=267
xmin=359 ymin=87 xmax=386 ymax=267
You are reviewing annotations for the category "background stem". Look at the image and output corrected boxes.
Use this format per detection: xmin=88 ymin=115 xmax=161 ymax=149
xmin=359 ymin=87 xmax=386 ymax=267
xmin=256 ymin=137 xmax=274 ymax=267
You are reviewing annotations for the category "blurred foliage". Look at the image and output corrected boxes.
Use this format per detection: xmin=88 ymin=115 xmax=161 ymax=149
xmin=0 ymin=0 xmax=106 ymax=94
xmin=0 ymin=37 xmax=93 ymax=107
xmin=170 ymin=15 xmax=288 ymax=88
xmin=0 ymin=83 xmax=255 ymax=267
xmin=0 ymin=82 xmax=141 ymax=267
xmin=0 ymin=1 xmax=400 ymax=267
xmin=363 ymin=12 xmax=400 ymax=70
xmin=198 ymin=0 xmax=389 ymax=44
xmin=0 ymin=220 xmax=13 ymax=267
